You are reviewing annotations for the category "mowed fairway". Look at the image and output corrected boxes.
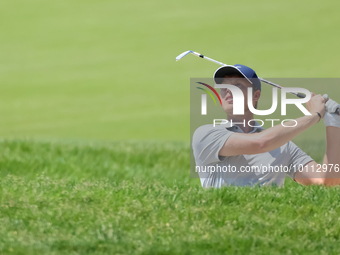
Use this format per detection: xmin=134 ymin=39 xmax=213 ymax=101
xmin=1 ymin=0 xmax=340 ymax=254
xmin=1 ymin=0 xmax=340 ymax=140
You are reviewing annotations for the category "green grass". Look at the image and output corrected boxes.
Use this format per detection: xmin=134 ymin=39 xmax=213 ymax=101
xmin=1 ymin=140 xmax=340 ymax=254
xmin=0 ymin=139 xmax=190 ymax=184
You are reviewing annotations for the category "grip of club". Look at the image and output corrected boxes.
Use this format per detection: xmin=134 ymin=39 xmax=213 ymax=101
xmin=296 ymin=93 xmax=306 ymax=98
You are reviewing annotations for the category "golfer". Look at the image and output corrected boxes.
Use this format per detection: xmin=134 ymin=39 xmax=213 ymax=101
xmin=192 ymin=64 xmax=340 ymax=187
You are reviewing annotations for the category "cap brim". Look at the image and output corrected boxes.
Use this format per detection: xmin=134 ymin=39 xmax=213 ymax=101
xmin=213 ymin=65 xmax=253 ymax=84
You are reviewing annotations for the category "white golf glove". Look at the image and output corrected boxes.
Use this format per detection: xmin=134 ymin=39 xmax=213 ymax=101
xmin=322 ymin=94 xmax=340 ymax=127
xmin=323 ymin=111 xmax=340 ymax=128
xmin=323 ymin=94 xmax=340 ymax=113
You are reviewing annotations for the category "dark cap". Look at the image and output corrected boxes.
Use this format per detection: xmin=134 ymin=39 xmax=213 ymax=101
xmin=213 ymin=64 xmax=261 ymax=91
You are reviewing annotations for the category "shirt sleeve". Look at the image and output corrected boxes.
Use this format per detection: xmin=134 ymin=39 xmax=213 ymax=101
xmin=192 ymin=125 xmax=234 ymax=166
xmin=286 ymin=141 xmax=314 ymax=179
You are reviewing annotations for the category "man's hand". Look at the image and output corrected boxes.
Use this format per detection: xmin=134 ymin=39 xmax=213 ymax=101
xmin=305 ymin=93 xmax=326 ymax=118
xmin=323 ymin=94 xmax=340 ymax=114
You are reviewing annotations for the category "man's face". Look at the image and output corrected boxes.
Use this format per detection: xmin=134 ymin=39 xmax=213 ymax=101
xmin=220 ymin=75 xmax=258 ymax=114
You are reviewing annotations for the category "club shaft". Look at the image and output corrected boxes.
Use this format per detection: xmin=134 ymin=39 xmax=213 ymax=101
xmin=259 ymin=78 xmax=304 ymax=98
xmin=194 ymin=52 xmax=227 ymax=66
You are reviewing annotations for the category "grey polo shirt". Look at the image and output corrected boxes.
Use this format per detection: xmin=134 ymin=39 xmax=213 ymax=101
xmin=192 ymin=122 xmax=313 ymax=188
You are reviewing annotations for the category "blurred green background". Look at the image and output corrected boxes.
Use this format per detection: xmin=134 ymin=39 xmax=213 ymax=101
xmin=2 ymin=1 xmax=340 ymax=253
xmin=0 ymin=0 xmax=339 ymax=141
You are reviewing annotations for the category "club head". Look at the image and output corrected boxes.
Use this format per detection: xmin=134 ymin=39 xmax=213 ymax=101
xmin=176 ymin=50 xmax=194 ymax=61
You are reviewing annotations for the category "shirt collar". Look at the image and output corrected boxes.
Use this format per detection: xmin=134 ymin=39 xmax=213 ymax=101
xmin=224 ymin=120 xmax=265 ymax=133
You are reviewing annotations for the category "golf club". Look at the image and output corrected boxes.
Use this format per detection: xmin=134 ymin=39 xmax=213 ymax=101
xmin=176 ymin=50 xmax=340 ymax=115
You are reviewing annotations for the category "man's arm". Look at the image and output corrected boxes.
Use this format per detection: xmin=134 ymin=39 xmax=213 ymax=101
xmin=219 ymin=113 xmax=320 ymax=156
xmin=295 ymin=126 xmax=340 ymax=186
xmin=219 ymin=93 xmax=326 ymax=157
xmin=295 ymin=98 xmax=340 ymax=186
